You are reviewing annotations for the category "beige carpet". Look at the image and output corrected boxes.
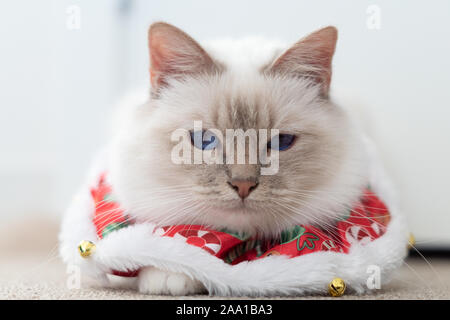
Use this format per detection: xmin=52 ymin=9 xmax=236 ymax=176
xmin=1 ymin=218 xmax=449 ymax=300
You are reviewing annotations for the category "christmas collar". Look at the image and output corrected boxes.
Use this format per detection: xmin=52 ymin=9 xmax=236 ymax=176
xmin=90 ymin=173 xmax=390 ymax=277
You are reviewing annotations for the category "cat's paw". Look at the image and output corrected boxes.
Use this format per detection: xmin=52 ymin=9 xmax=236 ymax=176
xmin=138 ymin=266 xmax=205 ymax=295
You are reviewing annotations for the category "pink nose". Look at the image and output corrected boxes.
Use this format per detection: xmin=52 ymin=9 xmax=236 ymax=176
xmin=228 ymin=180 xmax=258 ymax=199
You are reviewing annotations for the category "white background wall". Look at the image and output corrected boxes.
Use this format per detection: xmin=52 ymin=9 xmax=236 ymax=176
xmin=1 ymin=0 xmax=449 ymax=246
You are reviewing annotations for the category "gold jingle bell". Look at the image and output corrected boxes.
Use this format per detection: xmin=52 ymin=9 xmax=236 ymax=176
xmin=408 ymin=233 xmax=415 ymax=250
xmin=78 ymin=240 xmax=96 ymax=258
xmin=328 ymin=277 xmax=346 ymax=297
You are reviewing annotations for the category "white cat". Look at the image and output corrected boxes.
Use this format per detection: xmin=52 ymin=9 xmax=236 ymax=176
xmin=59 ymin=22 xmax=403 ymax=296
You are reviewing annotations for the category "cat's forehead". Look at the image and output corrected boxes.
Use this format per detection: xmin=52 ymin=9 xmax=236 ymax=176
xmin=214 ymin=94 xmax=273 ymax=130
xmin=206 ymin=77 xmax=316 ymax=131
xmin=160 ymin=72 xmax=320 ymax=132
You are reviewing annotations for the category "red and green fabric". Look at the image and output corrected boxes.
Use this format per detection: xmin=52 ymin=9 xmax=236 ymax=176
xmin=90 ymin=173 xmax=391 ymax=277
xmin=91 ymin=174 xmax=131 ymax=239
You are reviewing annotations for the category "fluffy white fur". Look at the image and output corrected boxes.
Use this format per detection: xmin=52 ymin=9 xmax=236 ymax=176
xmin=59 ymin=24 xmax=408 ymax=296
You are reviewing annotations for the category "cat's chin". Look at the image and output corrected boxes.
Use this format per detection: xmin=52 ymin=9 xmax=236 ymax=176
xmin=218 ymin=200 xmax=252 ymax=211
xmin=212 ymin=198 xmax=266 ymax=211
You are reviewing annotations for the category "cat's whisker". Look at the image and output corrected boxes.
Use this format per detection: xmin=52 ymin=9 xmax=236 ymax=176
xmin=93 ymin=194 xmax=197 ymax=230
xmin=271 ymin=199 xmax=355 ymax=250
xmin=138 ymin=199 xmax=207 ymax=227
xmin=278 ymin=194 xmax=390 ymax=231
xmin=286 ymin=189 xmax=389 ymax=213
xmin=275 ymin=195 xmax=391 ymax=251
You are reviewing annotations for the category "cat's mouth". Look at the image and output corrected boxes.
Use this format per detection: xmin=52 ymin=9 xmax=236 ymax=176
xmin=214 ymin=198 xmax=263 ymax=212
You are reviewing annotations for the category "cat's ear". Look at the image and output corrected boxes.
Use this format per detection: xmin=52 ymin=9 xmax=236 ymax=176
xmin=267 ymin=26 xmax=338 ymax=97
xmin=148 ymin=22 xmax=220 ymax=90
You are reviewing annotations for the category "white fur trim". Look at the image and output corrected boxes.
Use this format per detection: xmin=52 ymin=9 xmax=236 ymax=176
xmin=88 ymin=210 xmax=407 ymax=296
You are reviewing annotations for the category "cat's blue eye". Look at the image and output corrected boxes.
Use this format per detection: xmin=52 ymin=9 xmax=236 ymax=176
xmin=190 ymin=130 xmax=218 ymax=150
xmin=267 ymin=134 xmax=296 ymax=151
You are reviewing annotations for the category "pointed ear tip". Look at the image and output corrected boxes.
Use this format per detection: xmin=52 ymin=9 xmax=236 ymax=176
xmin=148 ymin=22 xmax=162 ymax=39
xmin=322 ymin=26 xmax=338 ymax=39
xmin=148 ymin=21 xmax=175 ymax=37
xmin=149 ymin=21 xmax=172 ymax=29
xmin=323 ymin=26 xmax=338 ymax=32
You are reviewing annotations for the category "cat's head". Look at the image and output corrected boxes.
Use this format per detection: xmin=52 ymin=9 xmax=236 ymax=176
xmin=109 ymin=22 xmax=367 ymax=237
